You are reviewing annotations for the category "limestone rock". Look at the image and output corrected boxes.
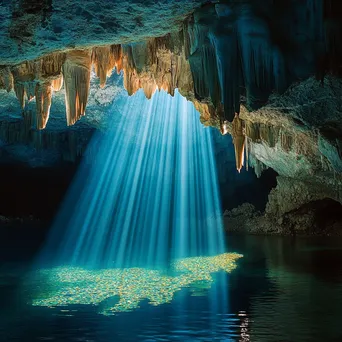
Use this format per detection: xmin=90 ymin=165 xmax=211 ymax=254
xmin=62 ymin=50 xmax=92 ymax=126
xmin=35 ymin=81 xmax=52 ymax=130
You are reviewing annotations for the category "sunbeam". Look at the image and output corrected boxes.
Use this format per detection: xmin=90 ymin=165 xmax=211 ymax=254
xmin=41 ymin=89 xmax=225 ymax=269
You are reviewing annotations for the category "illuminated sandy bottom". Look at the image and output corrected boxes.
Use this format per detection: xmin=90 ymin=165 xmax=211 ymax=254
xmin=29 ymin=253 xmax=242 ymax=315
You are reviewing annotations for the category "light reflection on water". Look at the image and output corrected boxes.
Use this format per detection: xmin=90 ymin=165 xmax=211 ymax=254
xmin=29 ymin=253 xmax=242 ymax=315
xmin=1 ymin=236 xmax=342 ymax=341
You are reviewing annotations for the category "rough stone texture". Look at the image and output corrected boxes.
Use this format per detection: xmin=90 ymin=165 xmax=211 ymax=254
xmin=223 ymin=77 xmax=342 ymax=236
xmin=0 ymin=71 xmax=124 ymax=166
xmin=265 ymin=177 xmax=342 ymax=218
xmin=1 ymin=0 xmax=342 ymax=231
xmin=237 ymin=77 xmax=342 ymax=196
xmin=224 ymin=176 xmax=342 ymax=236
xmin=2 ymin=1 xmax=342 ymax=130
xmin=0 ymin=0 xmax=203 ymax=64
xmin=223 ymin=203 xmax=260 ymax=234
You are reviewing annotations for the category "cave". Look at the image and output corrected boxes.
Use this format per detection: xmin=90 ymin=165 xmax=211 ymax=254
xmin=1 ymin=1 xmax=342 ymax=341
xmin=283 ymin=198 xmax=342 ymax=235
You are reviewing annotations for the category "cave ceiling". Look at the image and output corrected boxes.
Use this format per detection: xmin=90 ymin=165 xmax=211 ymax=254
xmin=0 ymin=0 xmax=342 ymax=192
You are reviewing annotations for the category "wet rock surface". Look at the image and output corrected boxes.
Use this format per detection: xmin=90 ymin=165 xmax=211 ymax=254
xmin=225 ymin=177 xmax=342 ymax=236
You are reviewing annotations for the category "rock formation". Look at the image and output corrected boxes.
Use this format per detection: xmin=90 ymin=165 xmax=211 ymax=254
xmin=92 ymin=45 xmax=122 ymax=88
xmin=225 ymin=76 xmax=342 ymax=235
xmin=62 ymin=50 xmax=92 ymax=126
xmin=35 ymin=81 xmax=52 ymax=129
xmin=231 ymin=115 xmax=246 ymax=173
xmin=224 ymin=177 xmax=342 ymax=236
xmin=1 ymin=0 xmax=342 ymax=233
xmin=1 ymin=1 xmax=341 ymax=132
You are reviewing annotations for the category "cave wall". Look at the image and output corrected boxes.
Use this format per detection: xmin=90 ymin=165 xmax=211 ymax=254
xmin=1 ymin=0 xmax=342 ymax=231
xmin=212 ymin=130 xmax=277 ymax=211
xmin=2 ymin=0 xmax=342 ymax=131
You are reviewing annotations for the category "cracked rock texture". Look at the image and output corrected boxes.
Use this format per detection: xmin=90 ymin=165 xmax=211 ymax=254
xmin=0 ymin=0 xmax=203 ymax=64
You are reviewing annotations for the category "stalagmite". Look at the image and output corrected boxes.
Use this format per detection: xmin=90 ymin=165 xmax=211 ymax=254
xmin=232 ymin=114 xmax=246 ymax=173
xmin=62 ymin=50 xmax=92 ymax=126
xmin=35 ymin=82 xmax=52 ymax=130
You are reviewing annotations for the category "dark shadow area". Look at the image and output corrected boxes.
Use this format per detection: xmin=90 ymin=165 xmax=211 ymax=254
xmin=9 ymin=0 xmax=53 ymax=42
xmin=212 ymin=129 xmax=278 ymax=212
xmin=284 ymin=198 xmax=342 ymax=236
xmin=0 ymin=161 xmax=82 ymax=262
xmin=0 ymin=162 xmax=78 ymax=220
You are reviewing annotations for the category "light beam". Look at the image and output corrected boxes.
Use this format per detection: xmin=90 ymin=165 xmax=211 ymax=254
xmin=42 ymin=89 xmax=225 ymax=269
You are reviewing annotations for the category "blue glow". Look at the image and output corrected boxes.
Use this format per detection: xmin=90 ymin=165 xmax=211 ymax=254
xmin=30 ymin=253 xmax=242 ymax=315
xmin=43 ymin=89 xmax=225 ymax=269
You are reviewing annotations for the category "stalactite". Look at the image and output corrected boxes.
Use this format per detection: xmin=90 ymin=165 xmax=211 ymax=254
xmin=188 ymin=44 xmax=221 ymax=106
xmin=92 ymin=46 xmax=122 ymax=88
xmin=142 ymin=81 xmax=157 ymax=99
xmin=123 ymin=68 xmax=141 ymax=96
xmin=238 ymin=13 xmax=285 ymax=105
xmin=280 ymin=130 xmax=294 ymax=152
xmin=35 ymin=82 xmax=52 ymax=130
xmin=11 ymin=61 xmax=36 ymax=81
xmin=245 ymin=121 xmax=280 ymax=148
xmin=245 ymin=122 xmax=261 ymax=143
xmin=211 ymin=30 xmax=241 ymax=122
xmin=111 ymin=45 xmax=123 ymax=74
xmin=14 ymin=83 xmax=26 ymax=109
xmin=39 ymin=52 xmax=66 ymax=78
xmin=11 ymin=61 xmax=36 ymax=109
xmin=260 ymin=124 xmax=279 ymax=148
xmin=24 ymin=82 xmax=36 ymax=102
xmin=232 ymin=114 xmax=246 ymax=173
xmin=62 ymin=50 xmax=91 ymax=126
xmin=130 ymin=42 xmax=148 ymax=74
xmin=51 ymin=75 xmax=63 ymax=92
xmin=0 ymin=115 xmax=92 ymax=162
xmin=252 ymin=158 xmax=267 ymax=179
xmin=245 ymin=136 xmax=249 ymax=172
xmin=120 ymin=37 xmax=193 ymax=101
xmin=122 ymin=45 xmax=139 ymax=96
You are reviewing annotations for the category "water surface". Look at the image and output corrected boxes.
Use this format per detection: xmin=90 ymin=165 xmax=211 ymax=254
xmin=1 ymin=234 xmax=342 ymax=341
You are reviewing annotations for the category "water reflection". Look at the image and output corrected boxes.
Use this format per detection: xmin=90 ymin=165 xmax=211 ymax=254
xmin=1 ymin=236 xmax=342 ymax=341
xmin=29 ymin=253 xmax=242 ymax=315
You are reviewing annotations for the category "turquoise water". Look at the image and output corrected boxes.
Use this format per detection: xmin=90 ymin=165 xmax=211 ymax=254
xmin=1 ymin=234 xmax=342 ymax=341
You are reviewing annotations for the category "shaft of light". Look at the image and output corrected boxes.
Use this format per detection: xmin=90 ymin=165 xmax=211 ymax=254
xmin=43 ymin=89 xmax=225 ymax=269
